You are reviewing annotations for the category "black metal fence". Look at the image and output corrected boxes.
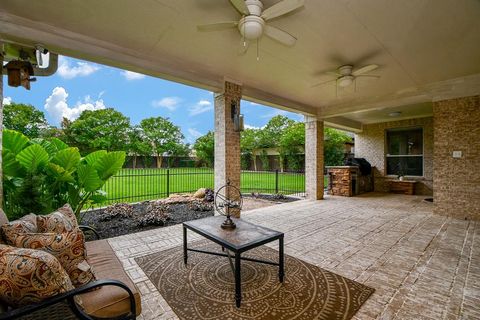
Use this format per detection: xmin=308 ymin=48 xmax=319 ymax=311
xmin=101 ymin=168 xmax=305 ymax=205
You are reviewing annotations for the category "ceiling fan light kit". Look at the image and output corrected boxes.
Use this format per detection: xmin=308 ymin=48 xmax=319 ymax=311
xmin=312 ymin=64 xmax=380 ymax=94
xmin=197 ymin=0 xmax=304 ymax=57
xmin=239 ymin=16 xmax=265 ymax=40
xmin=338 ymin=76 xmax=354 ymax=88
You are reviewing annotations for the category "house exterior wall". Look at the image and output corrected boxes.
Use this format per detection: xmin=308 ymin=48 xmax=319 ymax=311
xmin=433 ymin=95 xmax=480 ymax=220
xmin=355 ymin=117 xmax=434 ymax=195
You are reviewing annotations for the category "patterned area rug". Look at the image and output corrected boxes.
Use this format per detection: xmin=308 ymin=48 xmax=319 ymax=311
xmin=135 ymin=241 xmax=374 ymax=320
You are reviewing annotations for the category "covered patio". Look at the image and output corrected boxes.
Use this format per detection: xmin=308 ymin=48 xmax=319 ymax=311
xmin=110 ymin=194 xmax=479 ymax=319
xmin=0 ymin=0 xmax=479 ymax=319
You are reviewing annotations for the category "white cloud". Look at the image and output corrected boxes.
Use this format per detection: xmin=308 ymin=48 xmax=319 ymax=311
xmin=122 ymin=70 xmax=146 ymax=80
xmin=187 ymin=128 xmax=203 ymax=143
xmin=152 ymin=97 xmax=182 ymax=111
xmin=3 ymin=97 xmax=12 ymax=105
xmin=188 ymin=128 xmax=202 ymax=139
xmin=44 ymin=87 xmax=108 ymax=125
xmin=244 ymin=124 xmax=261 ymax=130
xmin=57 ymin=56 xmax=100 ymax=79
xmin=189 ymin=100 xmax=213 ymax=116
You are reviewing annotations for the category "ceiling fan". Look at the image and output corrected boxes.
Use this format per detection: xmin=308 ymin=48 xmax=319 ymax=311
xmin=197 ymin=0 xmax=304 ymax=56
xmin=312 ymin=64 xmax=380 ymax=94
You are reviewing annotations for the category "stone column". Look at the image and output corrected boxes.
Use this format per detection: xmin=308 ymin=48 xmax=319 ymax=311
xmin=214 ymin=81 xmax=242 ymax=217
xmin=305 ymin=116 xmax=324 ymax=200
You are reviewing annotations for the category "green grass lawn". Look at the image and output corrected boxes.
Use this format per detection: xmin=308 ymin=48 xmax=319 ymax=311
xmin=101 ymin=168 xmax=310 ymax=205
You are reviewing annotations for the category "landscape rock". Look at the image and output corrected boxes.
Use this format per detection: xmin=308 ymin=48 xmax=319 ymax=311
xmin=139 ymin=202 xmax=171 ymax=227
xmin=100 ymin=203 xmax=134 ymax=221
xmin=193 ymin=188 xmax=206 ymax=198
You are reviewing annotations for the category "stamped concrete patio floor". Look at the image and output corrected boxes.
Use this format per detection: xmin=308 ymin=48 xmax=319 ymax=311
xmin=108 ymin=193 xmax=479 ymax=320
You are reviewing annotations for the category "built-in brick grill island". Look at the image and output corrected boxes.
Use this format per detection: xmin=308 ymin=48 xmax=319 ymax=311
xmin=326 ymin=158 xmax=374 ymax=197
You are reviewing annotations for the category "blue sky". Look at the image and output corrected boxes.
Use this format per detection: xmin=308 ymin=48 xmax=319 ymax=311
xmin=3 ymin=56 xmax=303 ymax=143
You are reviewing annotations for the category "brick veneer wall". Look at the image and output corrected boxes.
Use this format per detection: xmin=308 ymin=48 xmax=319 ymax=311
xmin=214 ymin=81 xmax=242 ymax=217
xmin=433 ymin=95 xmax=480 ymax=220
xmin=355 ymin=117 xmax=433 ymax=195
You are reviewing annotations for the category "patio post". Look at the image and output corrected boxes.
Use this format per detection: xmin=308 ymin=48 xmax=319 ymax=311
xmin=305 ymin=116 xmax=324 ymax=200
xmin=214 ymin=81 xmax=242 ymax=217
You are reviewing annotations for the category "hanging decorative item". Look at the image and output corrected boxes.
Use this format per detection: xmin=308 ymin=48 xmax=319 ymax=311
xmin=2 ymin=43 xmax=58 ymax=90
xmin=5 ymin=60 xmax=36 ymax=90
xmin=214 ymin=181 xmax=243 ymax=229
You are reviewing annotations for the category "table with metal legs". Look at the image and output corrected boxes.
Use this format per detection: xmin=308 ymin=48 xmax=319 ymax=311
xmin=183 ymin=216 xmax=284 ymax=308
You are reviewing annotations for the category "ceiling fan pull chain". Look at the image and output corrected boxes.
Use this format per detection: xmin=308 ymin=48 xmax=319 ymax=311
xmin=256 ymin=39 xmax=260 ymax=61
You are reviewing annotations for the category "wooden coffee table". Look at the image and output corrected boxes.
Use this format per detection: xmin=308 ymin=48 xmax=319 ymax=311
xmin=183 ymin=216 xmax=284 ymax=308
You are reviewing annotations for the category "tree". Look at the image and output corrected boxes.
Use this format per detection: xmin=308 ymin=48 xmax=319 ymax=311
xmin=140 ymin=116 xmax=185 ymax=168
xmin=257 ymin=115 xmax=295 ymax=148
xmin=63 ymin=108 xmax=130 ymax=155
xmin=126 ymin=126 xmax=151 ymax=168
xmin=279 ymin=122 xmax=305 ymax=171
xmin=240 ymin=128 xmax=258 ymax=170
xmin=324 ymin=128 xmax=352 ymax=166
xmin=3 ymin=102 xmax=48 ymax=138
xmin=193 ymin=131 xmax=214 ymax=167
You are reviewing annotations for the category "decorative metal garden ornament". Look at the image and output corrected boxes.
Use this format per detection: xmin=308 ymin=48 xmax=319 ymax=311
xmin=214 ymin=181 xmax=243 ymax=230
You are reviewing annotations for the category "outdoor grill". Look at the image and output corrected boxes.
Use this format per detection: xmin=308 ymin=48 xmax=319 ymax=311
xmin=326 ymin=158 xmax=374 ymax=197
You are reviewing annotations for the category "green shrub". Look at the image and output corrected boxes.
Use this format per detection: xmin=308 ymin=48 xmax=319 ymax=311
xmin=2 ymin=129 xmax=125 ymax=220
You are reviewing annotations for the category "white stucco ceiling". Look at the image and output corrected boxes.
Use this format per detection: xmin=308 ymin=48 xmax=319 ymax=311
xmin=0 ymin=0 xmax=479 ymax=130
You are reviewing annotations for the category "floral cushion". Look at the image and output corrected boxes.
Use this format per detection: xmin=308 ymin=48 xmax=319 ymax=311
xmin=1 ymin=214 xmax=37 ymax=244
xmin=0 ymin=244 xmax=74 ymax=307
xmin=8 ymin=231 xmax=96 ymax=287
xmin=37 ymin=204 xmax=79 ymax=233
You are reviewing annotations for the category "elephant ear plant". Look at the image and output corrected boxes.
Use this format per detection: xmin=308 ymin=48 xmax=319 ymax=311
xmin=2 ymin=129 xmax=125 ymax=221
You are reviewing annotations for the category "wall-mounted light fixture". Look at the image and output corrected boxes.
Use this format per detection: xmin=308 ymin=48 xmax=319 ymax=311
xmin=231 ymin=101 xmax=244 ymax=132
xmin=5 ymin=60 xmax=36 ymax=90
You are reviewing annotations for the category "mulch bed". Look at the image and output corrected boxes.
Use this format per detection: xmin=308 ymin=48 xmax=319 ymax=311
xmin=81 ymin=194 xmax=299 ymax=241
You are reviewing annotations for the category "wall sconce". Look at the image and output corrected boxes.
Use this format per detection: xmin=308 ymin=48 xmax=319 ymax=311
xmin=5 ymin=60 xmax=36 ymax=90
xmin=231 ymin=101 xmax=244 ymax=132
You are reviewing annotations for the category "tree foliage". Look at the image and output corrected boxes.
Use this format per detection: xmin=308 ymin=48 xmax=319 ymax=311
xmin=257 ymin=115 xmax=295 ymax=148
xmin=125 ymin=126 xmax=151 ymax=168
xmin=63 ymin=108 xmax=130 ymax=155
xmin=279 ymin=122 xmax=305 ymax=171
xmin=140 ymin=116 xmax=185 ymax=167
xmin=2 ymin=129 xmax=125 ymax=220
xmin=193 ymin=131 xmax=214 ymax=167
xmin=324 ymin=128 xmax=351 ymax=166
xmin=3 ymin=103 xmax=48 ymax=138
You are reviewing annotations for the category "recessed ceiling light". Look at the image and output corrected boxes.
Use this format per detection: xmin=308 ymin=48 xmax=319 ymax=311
xmin=389 ymin=111 xmax=402 ymax=117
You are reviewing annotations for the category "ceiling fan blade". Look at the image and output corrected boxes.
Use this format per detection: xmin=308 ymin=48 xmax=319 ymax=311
xmin=261 ymin=0 xmax=305 ymax=21
xmin=311 ymin=79 xmax=337 ymax=88
xmin=197 ymin=21 xmax=238 ymax=32
xmin=356 ymin=74 xmax=380 ymax=78
xmin=229 ymin=0 xmax=250 ymax=15
xmin=264 ymin=25 xmax=297 ymax=46
xmin=352 ymin=64 xmax=379 ymax=76
xmin=325 ymin=70 xmax=341 ymax=77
